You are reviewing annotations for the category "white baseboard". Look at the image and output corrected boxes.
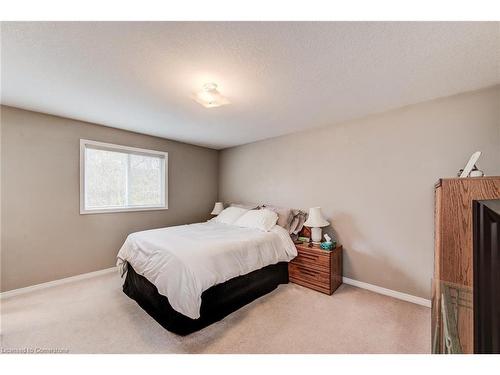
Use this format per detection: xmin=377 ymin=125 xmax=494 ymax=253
xmin=1 ymin=266 xmax=431 ymax=308
xmin=343 ymin=277 xmax=431 ymax=308
xmin=0 ymin=266 xmax=118 ymax=300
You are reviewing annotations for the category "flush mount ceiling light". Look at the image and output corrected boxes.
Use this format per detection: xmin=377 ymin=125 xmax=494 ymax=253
xmin=193 ymin=83 xmax=230 ymax=108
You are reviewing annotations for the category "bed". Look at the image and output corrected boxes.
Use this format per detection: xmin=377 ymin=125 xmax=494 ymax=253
xmin=117 ymin=218 xmax=297 ymax=335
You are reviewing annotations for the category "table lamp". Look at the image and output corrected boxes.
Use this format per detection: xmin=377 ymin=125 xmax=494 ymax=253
xmin=303 ymin=207 xmax=329 ymax=243
xmin=211 ymin=202 xmax=224 ymax=215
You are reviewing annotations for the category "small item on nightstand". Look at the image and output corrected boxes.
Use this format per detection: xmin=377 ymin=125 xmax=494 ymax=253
xmin=320 ymin=242 xmax=333 ymax=250
xmin=298 ymin=236 xmax=310 ymax=243
xmin=321 ymin=234 xmax=337 ymax=250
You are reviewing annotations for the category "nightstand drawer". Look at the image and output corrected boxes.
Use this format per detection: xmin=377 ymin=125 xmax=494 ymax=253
xmin=289 ymin=277 xmax=332 ymax=294
xmin=289 ymin=263 xmax=330 ymax=286
xmin=291 ymin=251 xmax=330 ymax=271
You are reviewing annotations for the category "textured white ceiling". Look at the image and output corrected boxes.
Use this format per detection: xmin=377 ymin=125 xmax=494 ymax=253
xmin=1 ymin=22 xmax=499 ymax=149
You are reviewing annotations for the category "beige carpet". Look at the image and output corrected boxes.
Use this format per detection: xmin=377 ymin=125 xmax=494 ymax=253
xmin=1 ymin=272 xmax=430 ymax=353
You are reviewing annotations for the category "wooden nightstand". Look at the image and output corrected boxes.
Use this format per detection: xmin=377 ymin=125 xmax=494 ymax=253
xmin=289 ymin=243 xmax=343 ymax=295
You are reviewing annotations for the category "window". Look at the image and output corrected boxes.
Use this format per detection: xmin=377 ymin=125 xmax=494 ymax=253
xmin=80 ymin=139 xmax=168 ymax=214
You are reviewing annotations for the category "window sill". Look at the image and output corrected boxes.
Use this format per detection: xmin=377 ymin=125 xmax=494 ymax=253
xmin=80 ymin=206 xmax=168 ymax=215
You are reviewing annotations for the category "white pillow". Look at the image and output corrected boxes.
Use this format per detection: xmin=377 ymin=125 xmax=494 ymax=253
xmin=234 ymin=209 xmax=278 ymax=232
xmin=214 ymin=206 xmax=249 ymax=225
xmin=262 ymin=205 xmax=293 ymax=230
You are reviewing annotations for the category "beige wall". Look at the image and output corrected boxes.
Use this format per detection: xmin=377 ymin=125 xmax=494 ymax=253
xmin=219 ymin=86 xmax=500 ymax=299
xmin=2 ymin=86 xmax=499 ymax=296
xmin=1 ymin=106 xmax=219 ymax=291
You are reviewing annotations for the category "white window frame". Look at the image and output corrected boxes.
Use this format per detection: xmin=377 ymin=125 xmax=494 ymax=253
xmin=80 ymin=139 xmax=168 ymax=214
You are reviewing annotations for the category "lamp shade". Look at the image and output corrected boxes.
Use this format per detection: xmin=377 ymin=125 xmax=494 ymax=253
xmin=211 ymin=202 xmax=224 ymax=215
xmin=303 ymin=207 xmax=329 ymax=228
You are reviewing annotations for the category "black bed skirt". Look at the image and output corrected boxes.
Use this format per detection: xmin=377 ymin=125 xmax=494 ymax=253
xmin=122 ymin=262 xmax=289 ymax=335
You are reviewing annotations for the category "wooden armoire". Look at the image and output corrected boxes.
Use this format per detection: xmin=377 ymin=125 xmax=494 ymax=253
xmin=433 ymin=176 xmax=500 ymax=353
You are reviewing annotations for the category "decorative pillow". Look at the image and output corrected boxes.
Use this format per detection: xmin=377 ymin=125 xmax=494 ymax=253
xmin=289 ymin=209 xmax=307 ymax=234
xmin=214 ymin=206 xmax=249 ymax=225
xmin=234 ymin=209 xmax=278 ymax=232
xmin=262 ymin=205 xmax=294 ymax=230
xmin=230 ymin=202 xmax=260 ymax=210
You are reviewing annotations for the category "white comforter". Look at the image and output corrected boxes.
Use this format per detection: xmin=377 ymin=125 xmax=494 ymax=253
xmin=116 ymin=221 xmax=297 ymax=319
